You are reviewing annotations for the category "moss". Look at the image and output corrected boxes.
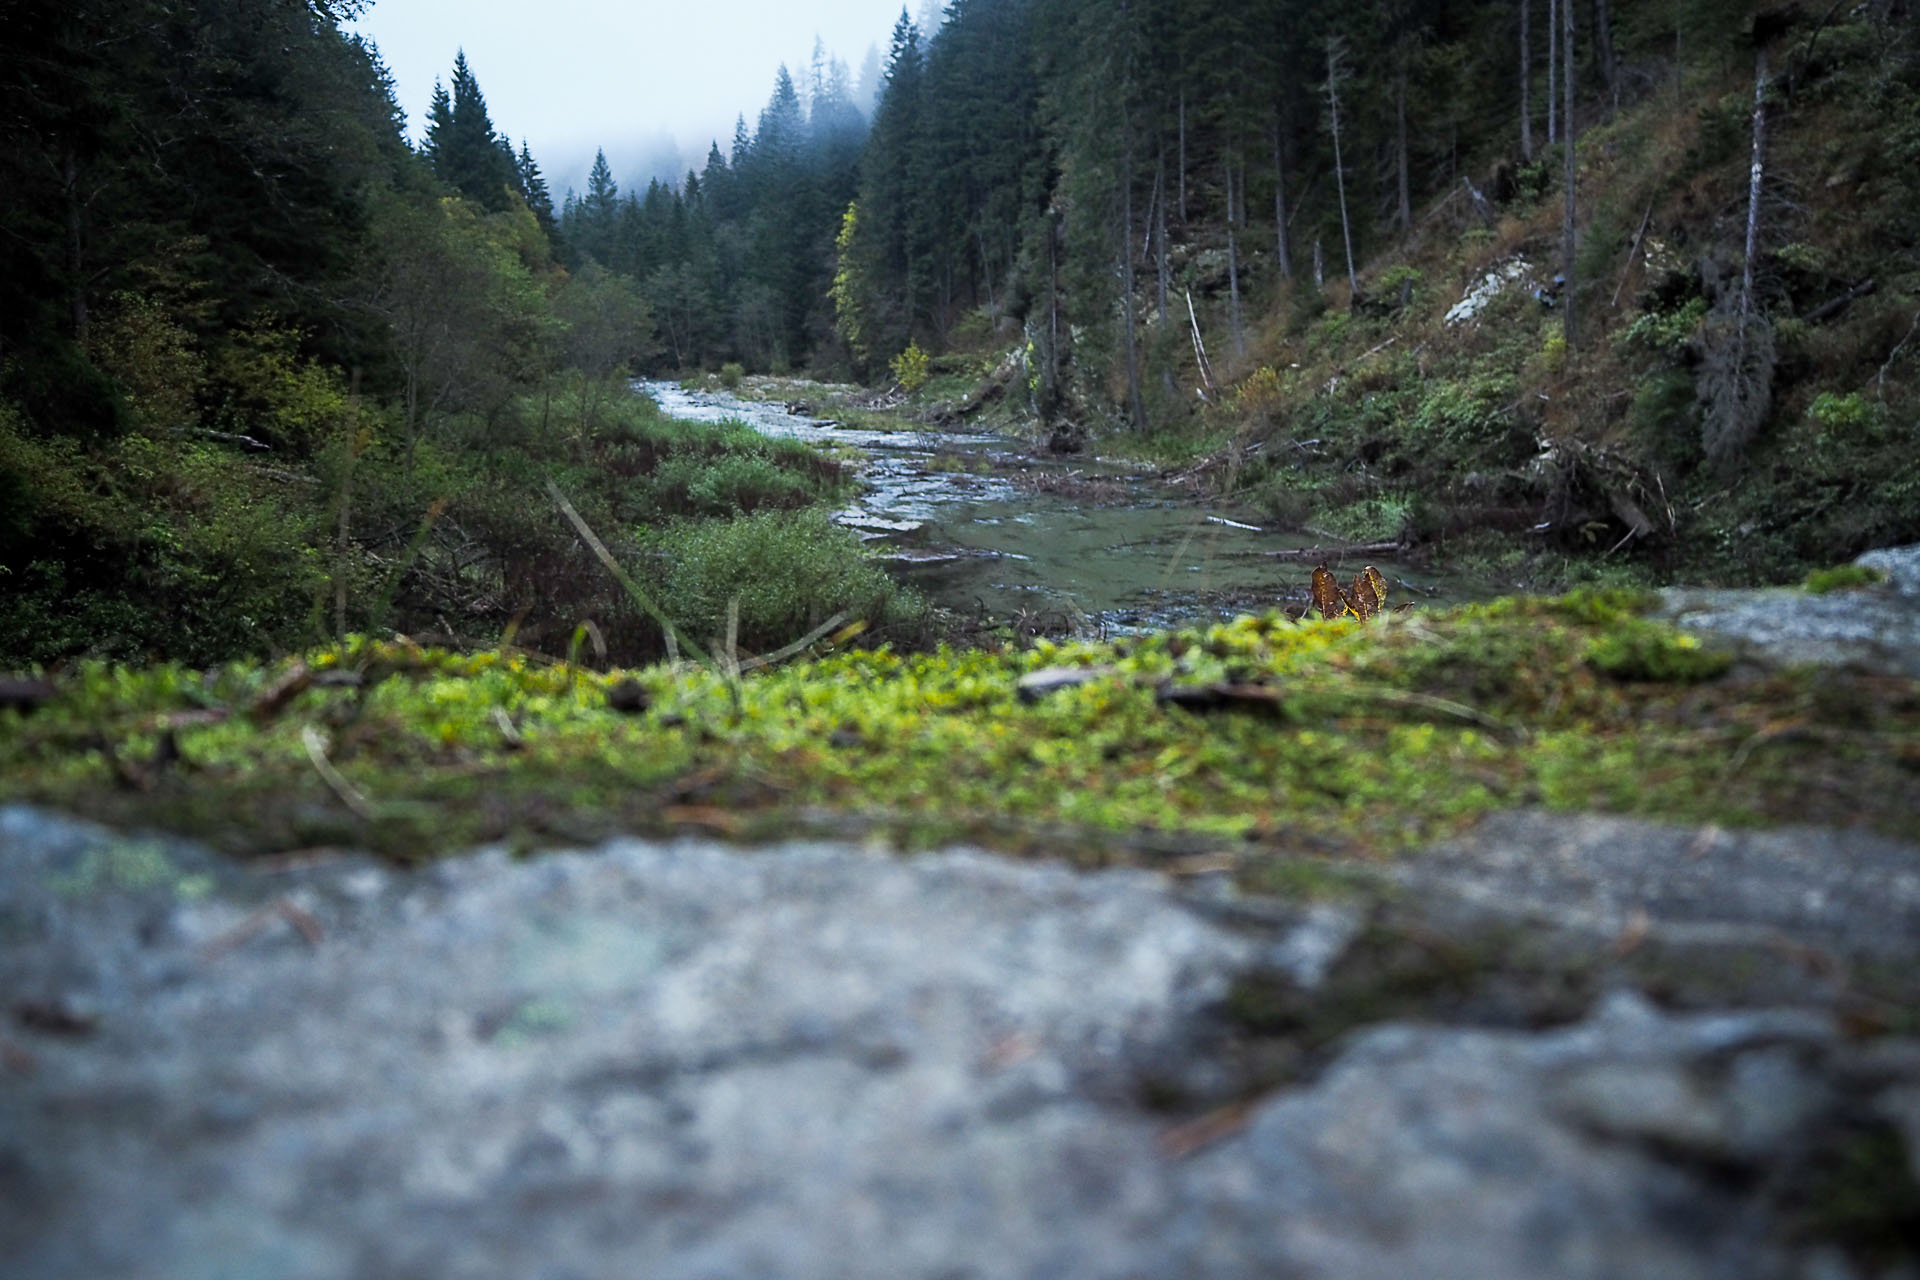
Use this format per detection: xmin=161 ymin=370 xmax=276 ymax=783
xmin=3 ymin=595 xmax=1915 ymax=864
xmin=1782 ymin=1121 xmax=1920 ymax=1268
xmin=1584 ymin=619 xmax=1734 ymax=683
xmin=1804 ymin=564 xmax=1888 ymax=594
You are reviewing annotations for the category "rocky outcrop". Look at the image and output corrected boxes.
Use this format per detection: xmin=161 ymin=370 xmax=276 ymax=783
xmin=1660 ymin=543 xmax=1920 ymax=677
xmin=4 ymin=803 xmax=1916 ymax=1280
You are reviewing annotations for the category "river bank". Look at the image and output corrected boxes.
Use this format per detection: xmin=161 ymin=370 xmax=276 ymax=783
xmin=644 ymin=377 xmax=1489 ymax=636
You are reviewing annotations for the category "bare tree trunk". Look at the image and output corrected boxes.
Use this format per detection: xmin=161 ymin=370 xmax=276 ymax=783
xmin=1699 ymin=47 xmax=1776 ymax=468
xmin=1561 ymin=0 xmax=1578 ymax=349
xmin=1548 ymin=0 xmax=1559 ymax=143
xmin=1520 ymin=0 xmax=1535 ymax=161
xmin=1123 ymin=135 xmax=1146 ymax=429
xmin=1314 ymin=239 xmax=1324 ymax=291
xmin=1395 ymin=59 xmax=1413 ymax=235
xmin=1154 ymin=147 xmax=1170 ymax=322
xmin=1592 ymin=0 xmax=1618 ymax=116
xmin=1326 ymin=38 xmax=1360 ymax=298
xmin=336 ymin=367 xmax=362 ymax=640
xmin=1225 ymin=154 xmax=1244 ymax=356
xmin=63 ymin=151 xmax=88 ymax=346
xmin=1674 ymin=5 xmax=1683 ymax=106
xmin=1177 ymin=90 xmax=1188 ymax=225
xmin=1272 ymin=119 xmax=1293 ymax=279
xmin=1739 ymin=49 xmax=1768 ymax=323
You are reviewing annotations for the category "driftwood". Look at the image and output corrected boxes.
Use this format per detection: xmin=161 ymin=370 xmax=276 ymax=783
xmin=1800 ymin=278 xmax=1876 ymax=325
xmin=1263 ymin=541 xmax=1401 ymax=562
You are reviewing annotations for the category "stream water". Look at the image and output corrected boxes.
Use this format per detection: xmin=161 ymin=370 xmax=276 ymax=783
xmin=642 ymin=381 xmax=1471 ymax=632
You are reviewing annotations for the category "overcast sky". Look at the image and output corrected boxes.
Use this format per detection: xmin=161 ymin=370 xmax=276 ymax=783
xmin=348 ymin=0 xmax=940 ymax=200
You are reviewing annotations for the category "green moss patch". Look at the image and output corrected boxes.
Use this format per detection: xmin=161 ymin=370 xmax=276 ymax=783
xmin=3 ymin=597 xmax=1916 ymax=868
xmin=1804 ymin=564 xmax=1889 ymax=595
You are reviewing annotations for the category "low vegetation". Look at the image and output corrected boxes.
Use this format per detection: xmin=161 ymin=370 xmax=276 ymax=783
xmin=5 ymin=590 xmax=1913 ymax=866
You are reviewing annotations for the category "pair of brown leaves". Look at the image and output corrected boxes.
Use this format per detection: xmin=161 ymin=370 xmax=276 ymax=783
xmin=1310 ymin=564 xmax=1389 ymax=622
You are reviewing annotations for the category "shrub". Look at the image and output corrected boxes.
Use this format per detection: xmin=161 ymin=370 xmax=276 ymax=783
xmin=652 ymin=509 xmax=916 ymax=652
xmin=719 ymin=362 xmax=745 ymax=390
xmin=891 ymin=342 xmax=930 ymax=392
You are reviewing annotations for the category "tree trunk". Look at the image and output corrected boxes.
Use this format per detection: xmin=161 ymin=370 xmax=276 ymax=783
xmin=1272 ymin=119 xmax=1293 ymax=279
xmin=1547 ymin=0 xmax=1559 ymax=143
xmin=1592 ymin=0 xmax=1618 ymax=116
xmin=1739 ymin=49 xmax=1768 ymax=324
xmin=1123 ymin=136 xmax=1146 ymax=430
xmin=63 ymin=151 xmax=88 ymax=346
xmin=1326 ymin=39 xmax=1360 ymax=298
xmin=1561 ymin=0 xmax=1578 ymax=349
xmin=1520 ymin=0 xmax=1535 ymax=161
xmin=1177 ymin=90 xmax=1188 ymax=225
xmin=1225 ymin=154 xmax=1243 ymax=356
xmin=1154 ymin=148 xmax=1170 ymax=322
xmin=1395 ymin=59 xmax=1413 ymax=235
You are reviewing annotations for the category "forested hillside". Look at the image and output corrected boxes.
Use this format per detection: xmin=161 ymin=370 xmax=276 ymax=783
xmin=0 ymin=0 xmax=904 ymax=666
xmin=5 ymin=0 xmax=1918 ymax=672
xmin=591 ymin=0 xmax=1920 ymax=583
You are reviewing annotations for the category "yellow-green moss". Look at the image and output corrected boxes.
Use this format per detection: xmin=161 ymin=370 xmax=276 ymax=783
xmin=3 ymin=599 xmax=1915 ymax=869
xmin=1804 ymin=564 xmax=1888 ymax=595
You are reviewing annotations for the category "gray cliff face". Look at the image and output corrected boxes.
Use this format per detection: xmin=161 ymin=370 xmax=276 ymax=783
xmin=4 ymin=802 xmax=1918 ymax=1280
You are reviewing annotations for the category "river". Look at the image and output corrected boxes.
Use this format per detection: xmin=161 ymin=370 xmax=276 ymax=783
xmin=642 ymin=380 xmax=1468 ymax=633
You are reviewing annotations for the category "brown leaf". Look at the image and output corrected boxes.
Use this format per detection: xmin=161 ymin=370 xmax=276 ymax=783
xmin=1310 ymin=565 xmax=1348 ymax=620
xmin=1363 ymin=565 xmax=1388 ymax=611
xmin=1348 ymin=571 xmax=1379 ymax=621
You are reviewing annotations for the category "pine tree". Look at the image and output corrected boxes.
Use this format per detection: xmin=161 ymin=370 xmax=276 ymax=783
xmin=516 ymin=141 xmax=556 ymax=234
xmin=429 ymin=51 xmax=517 ymax=211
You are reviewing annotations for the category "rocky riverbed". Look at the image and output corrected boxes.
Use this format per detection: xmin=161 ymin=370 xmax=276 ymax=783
xmin=3 ymin=547 xmax=1919 ymax=1279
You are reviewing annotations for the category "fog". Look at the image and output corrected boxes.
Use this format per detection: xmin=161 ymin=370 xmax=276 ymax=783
xmin=348 ymin=0 xmax=931 ymax=195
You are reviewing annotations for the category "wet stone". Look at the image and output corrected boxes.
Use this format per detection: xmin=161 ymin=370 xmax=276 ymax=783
xmin=2 ymin=805 xmax=1918 ymax=1279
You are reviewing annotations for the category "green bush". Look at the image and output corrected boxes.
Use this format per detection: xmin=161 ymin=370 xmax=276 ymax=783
xmin=719 ymin=362 xmax=745 ymax=390
xmin=653 ymin=509 xmax=917 ymax=652
xmin=890 ymin=342 xmax=930 ymax=392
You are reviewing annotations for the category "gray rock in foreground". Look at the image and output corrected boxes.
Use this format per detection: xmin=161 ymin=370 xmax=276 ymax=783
xmin=2 ymin=805 xmax=1916 ymax=1280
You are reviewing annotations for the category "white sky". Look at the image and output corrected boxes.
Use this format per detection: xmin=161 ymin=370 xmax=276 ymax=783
xmin=348 ymin=0 xmax=934 ymax=199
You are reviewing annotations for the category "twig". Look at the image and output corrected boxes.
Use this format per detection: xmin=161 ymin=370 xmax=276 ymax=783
xmin=1878 ymin=309 xmax=1920 ymax=397
xmin=545 ymin=479 xmax=711 ymax=667
xmin=177 ymin=427 xmax=270 ymax=451
xmin=1352 ymin=335 xmax=1399 ymax=365
xmin=1610 ymin=200 xmax=1656 ymax=309
xmin=1186 ymin=290 xmax=1218 ymax=402
xmin=1264 ymin=541 xmax=1401 ymax=562
xmin=1337 ymin=685 xmax=1519 ymax=740
xmin=1800 ymin=278 xmax=1875 ymax=324
xmin=736 ymin=611 xmax=851 ymax=673
xmin=200 ymin=896 xmax=326 ymax=963
xmin=301 ymin=725 xmax=376 ymax=821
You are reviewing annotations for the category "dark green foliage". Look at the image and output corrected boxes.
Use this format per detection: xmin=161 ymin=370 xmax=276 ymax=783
xmin=0 ymin=0 xmax=894 ymax=670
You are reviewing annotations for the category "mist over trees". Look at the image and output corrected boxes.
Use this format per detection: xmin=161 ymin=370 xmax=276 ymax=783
xmin=559 ymin=0 xmax=1787 ymax=401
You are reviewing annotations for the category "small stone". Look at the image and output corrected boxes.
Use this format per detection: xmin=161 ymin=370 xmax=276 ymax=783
xmin=1264 ymin=904 xmax=1361 ymax=990
xmin=1015 ymin=665 xmax=1116 ymax=703
xmin=606 ymin=679 xmax=650 ymax=714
